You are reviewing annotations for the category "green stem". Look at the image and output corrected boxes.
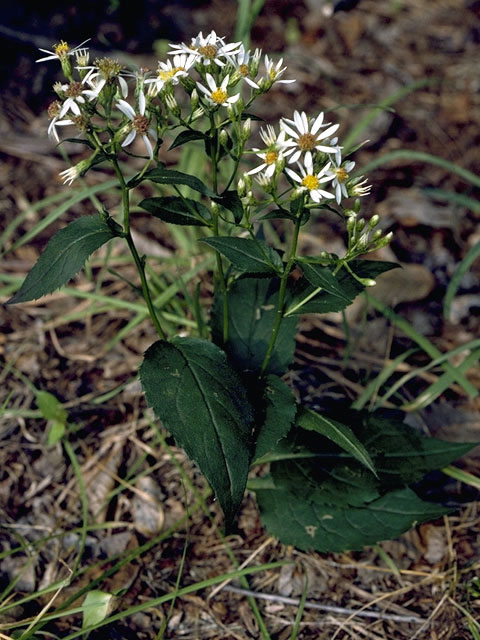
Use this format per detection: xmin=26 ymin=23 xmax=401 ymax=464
xmin=209 ymin=113 xmax=229 ymax=343
xmin=260 ymin=204 xmax=303 ymax=375
xmin=111 ymin=158 xmax=167 ymax=340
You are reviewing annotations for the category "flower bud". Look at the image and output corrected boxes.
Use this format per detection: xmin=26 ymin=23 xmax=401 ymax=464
xmin=180 ymin=75 xmax=196 ymax=94
xmin=241 ymin=117 xmax=251 ymax=141
xmin=211 ymin=201 xmax=220 ymax=216
xmin=219 ymin=128 xmax=228 ymax=147
xmin=372 ymin=229 xmax=383 ymax=241
xmin=165 ymin=93 xmax=180 ymax=117
xmin=237 ymin=177 xmax=246 ymax=197
xmin=369 ymin=214 xmax=380 ymax=229
xmin=190 ymin=88 xmax=199 ymax=110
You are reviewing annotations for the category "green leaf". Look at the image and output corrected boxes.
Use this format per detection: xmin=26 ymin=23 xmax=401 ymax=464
xmin=211 ymin=277 xmax=298 ymax=375
xmin=253 ymin=375 xmax=297 ymax=462
xmin=213 ymin=190 xmax=244 ymax=223
xmin=139 ymin=337 xmax=254 ymax=526
xmin=140 ymin=167 xmax=216 ymax=197
xmin=36 ymin=390 xmax=68 ymax=423
xmin=7 ymin=215 xmax=115 ymax=304
xmin=200 ymin=237 xmax=283 ymax=275
xmin=36 ymin=390 xmax=68 ymax=446
xmin=296 ymin=407 xmax=377 ymax=476
xmin=356 ymin=410 xmax=477 ymax=484
xmin=138 ymin=196 xmax=211 ymax=226
xmin=82 ymin=590 xmax=115 ymax=630
xmin=257 ymin=208 xmax=295 ymax=221
xmin=287 ymin=260 xmax=399 ymax=315
xmin=169 ymin=129 xmax=206 ymax=150
xmin=256 ymin=485 xmax=448 ymax=552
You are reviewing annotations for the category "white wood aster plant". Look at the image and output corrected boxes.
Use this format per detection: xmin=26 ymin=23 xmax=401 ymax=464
xmin=8 ymin=33 xmax=475 ymax=550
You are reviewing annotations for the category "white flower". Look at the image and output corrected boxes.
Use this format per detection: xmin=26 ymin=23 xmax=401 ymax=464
xmin=285 ymin=157 xmax=335 ymax=203
xmin=56 ymin=81 xmax=95 ymax=117
xmin=247 ymin=127 xmax=290 ymax=178
xmin=328 ymin=159 xmax=356 ymax=204
xmin=47 ymin=101 xmax=73 ymax=142
xmin=81 ymin=58 xmax=129 ymax=100
xmin=145 ymin=53 xmax=196 ymax=94
xmin=230 ymin=45 xmax=262 ymax=89
xmin=169 ymin=31 xmax=242 ymax=67
xmin=260 ymin=55 xmax=295 ymax=88
xmin=116 ymin=91 xmax=157 ymax=159
xmin=350 ymin=177 xmax=372 ymax=198
xmin=196 ymin=74 xmax=240 ymax=107
xmin=281 ymin=111 xmax=340 ymax=164
xmin=59 ymin=166 xmax=81 ymax=186
xmin=36 ymin=39 xmax=91 ymax=63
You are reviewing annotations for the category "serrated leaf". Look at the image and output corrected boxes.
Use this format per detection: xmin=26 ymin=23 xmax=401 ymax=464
xmin=140 ymin=167 xmax=216 ymax=197
xmin=211 ymin=277 xmax=297 ymax=375
xmin=169 ymin=129 xmax=206 ymax=150
xmin=139 ymin=337 xmax=254 ymax=526
xmin=254 ymin=375 xmax=297 ymax=461
xmin=201 ymin=237 xmax=283 ymax=274
xmin=287 ymin=260 xmax=399 ymax=315
xmin=7 ymin=215 xmax=115 ymax=304
xmin=82 ymin=590 xmax=115 ymax=630
xmin=138 ymin=196 xmax=211 ymax=226
xmin=257 ymin=485 xmax=448 ymax=552
xmin=296 ymin=407 xmax=377 ymax=476
xmin=213 ymin=191 xmax=244 ymax=223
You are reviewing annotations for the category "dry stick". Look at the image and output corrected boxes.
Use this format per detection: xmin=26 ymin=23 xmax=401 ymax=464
xmin=222 ymin=586 xmax=425 ymax=625
xmin=208 ymin=537 xmax=275 ymax=601
xmin=409 ymin=592 xmax=449 ymax=640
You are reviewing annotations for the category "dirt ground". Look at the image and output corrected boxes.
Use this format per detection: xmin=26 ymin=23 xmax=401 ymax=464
xmin=1 ymin=0 xmax=480 ymax=638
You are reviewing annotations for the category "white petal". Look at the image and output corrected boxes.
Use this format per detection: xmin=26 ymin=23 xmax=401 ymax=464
xmin=227 ymin=93 xmax=240 ymax=103
xmin=288 ymin=149 xmax=301 ymax=164
xmin=318 ymin=123 xmax=340 ymax=140
xmin=118 ymin=76 xmax=129 ymax=98
xmin=205 ymin=74 xmax=217 ymax=91
xmin=247 ymin=163 xmax=267 ymax=175
xmin=116 ymin=100 xmax=135 ymax=120
xmin=301 ymin=111 xmax=309 ymax=133
xmin=122 ymin=129 xmax=137 ymax=147
xmin=285 ymin=168 xmax=302 ymax=183
xmin=310 ymin=112 xmax=325 ymax=135
xmin=138 ymin=90 xmax=146 ymax=115
xmin=196 ymin=82 xmax=210 ymax=96
xmin=142 ymin=134 xmax=154 ymax=159
xmin=293 ymin=110 xmax=304 ymax=133
xmin=281 ymin=122 xmax=300 ymax=140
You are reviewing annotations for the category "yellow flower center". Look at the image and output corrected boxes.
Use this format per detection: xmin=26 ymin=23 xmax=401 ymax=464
xmin=239 ymin=64 xmax=249 ymax=76
xmin=198 ymin=44 xmax=217 ymax=59
xmin=335 ymin=167 xmax=348 ymax=183
xmin=133 ymin=114 xmax=149 ymax=134
xmin=298 ymin=133 xmax=316 ymax=151
xmin=54 ymin=41 xmax=70 ymax=58
xmin=302 ymin=175 xmax=319 ymax=191
xmin=265 ymin=151 xmax=278 ymax=165
xmin=158 ymin=69 xmax=176 ymax=81
xmin=95 ymin=57 xmax=123 ymax=79
xmin=211 ymin=88 xmax=227 ymax=104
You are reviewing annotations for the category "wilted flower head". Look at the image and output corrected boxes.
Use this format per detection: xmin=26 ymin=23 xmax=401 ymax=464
xmin=116 ymin=91 xmax=157 ymax=159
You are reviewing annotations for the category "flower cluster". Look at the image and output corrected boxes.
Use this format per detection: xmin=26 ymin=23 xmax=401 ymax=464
xmin=37 ymin=31 xmax=372 ymax=213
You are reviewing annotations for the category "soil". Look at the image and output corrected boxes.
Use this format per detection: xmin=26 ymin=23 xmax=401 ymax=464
xmin=1 ymin=1 xmax=480 ymax=638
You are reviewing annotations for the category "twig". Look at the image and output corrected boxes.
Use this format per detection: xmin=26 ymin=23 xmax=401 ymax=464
xmin=222 ymin=586 xmax=425 ymax=624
